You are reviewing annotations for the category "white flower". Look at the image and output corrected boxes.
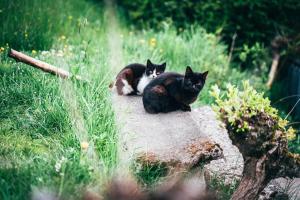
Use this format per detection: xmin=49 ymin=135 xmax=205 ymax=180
xmin=55 ymin=156 xmax=67 ymax=172
xmin=41 ymin=51 xmax=49 ymax=56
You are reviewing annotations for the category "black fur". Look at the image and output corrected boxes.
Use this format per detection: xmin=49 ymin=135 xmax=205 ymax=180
xmin=143 ymin=66 xmax=208 ymax=113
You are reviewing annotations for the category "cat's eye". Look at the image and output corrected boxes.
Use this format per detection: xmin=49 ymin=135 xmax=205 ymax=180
xmin=149 ymin=71 xmax=153 ymax=73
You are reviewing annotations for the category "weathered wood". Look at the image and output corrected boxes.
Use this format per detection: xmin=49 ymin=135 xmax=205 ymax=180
xmin=8 ymin=49 xmax=83 ymax=80
xmin=266 ymin=53 xmax=280 ymax=88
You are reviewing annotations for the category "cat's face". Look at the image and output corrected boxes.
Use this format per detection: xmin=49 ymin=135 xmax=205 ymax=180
xmin=145 ymin=59 xmax=166 ymax=79
xmin=183 ymin=66 xmax=208 ymax=93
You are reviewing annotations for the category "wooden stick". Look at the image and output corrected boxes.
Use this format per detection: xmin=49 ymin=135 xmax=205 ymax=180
xmin=266 ymin=53 xmax=280 ymax=88
xmin=8 ymin=49 xmax=83 ymax=80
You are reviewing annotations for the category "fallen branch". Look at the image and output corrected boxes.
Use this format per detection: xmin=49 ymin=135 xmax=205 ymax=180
xmin=8 ymin=49 xmax=83 ymax=80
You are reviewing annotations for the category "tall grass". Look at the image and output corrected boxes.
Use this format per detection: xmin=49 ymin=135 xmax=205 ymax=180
xmin=0 ymin=0 xmax=103 ymax=50
xmin=0 ymin=0 xmax=117 ymax=199
xmin=121 ymin=26 xmax=266 ymax=105
xmin=1 ymin=0 xmax=64 ymax=49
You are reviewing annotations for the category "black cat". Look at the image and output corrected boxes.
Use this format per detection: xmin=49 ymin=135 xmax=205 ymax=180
xmin=113 ymin=59 xmax=166 ymax=95
xmin=143 ymin=66 xmax=208 ymax=113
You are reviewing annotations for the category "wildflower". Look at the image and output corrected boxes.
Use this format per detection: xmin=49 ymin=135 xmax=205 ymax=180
xmin=41 ymin=51 xmax=49 ymax=56
xmin=278 ymin=119 xmax=288 ymax=129
xmin=81 ymin=141 xmax=89 ymax=150
xmin=80 ymin=50 xmax=85 ymax=56
xmin=149 ymin=38 xmax=157 ymax=47
xmin=50 ymin=49 xmax=56 ymax=55
xmin=68 ymin=15 xmax=73 ymax=20
xmin=139 ymin=39 xmax=146 ymax=44
xmin=286 ymin=127 xmax=296 ymax=140
xmin=55 ymin=156 xmax=66 ymax=172
xmin=57 ymin=50 xmax=64 ymax=57
xmin=0 ymin=47 xmax=4 ymax=52
xmin=68 ymin=147 xmax=75 ymax=153
xmin=32 ymin=50 xmax=37 ymax=55
xmin=60 ymin=35 xmax=66 ymax=40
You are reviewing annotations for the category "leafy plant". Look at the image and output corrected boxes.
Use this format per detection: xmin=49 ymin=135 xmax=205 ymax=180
xmin=131 ymin=154 xmax=169 ymax=187
xmin=238 ymin=42 xmax=270 ymax=74
xmin=210 ymin=80 xmax=296 ymax=140
xmin=208 ymin=175 xmax=239 ymax=200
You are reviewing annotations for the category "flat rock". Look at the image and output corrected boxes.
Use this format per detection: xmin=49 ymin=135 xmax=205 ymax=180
xmin=190 ymin=108 xmax=244 ymax=184
xmin=112 ymin=92 xmax=243 ymax=182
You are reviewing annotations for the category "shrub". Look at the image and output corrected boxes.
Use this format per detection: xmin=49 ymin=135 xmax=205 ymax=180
xmin=210 ymin=80 xmax=296 ymax=145
xmin=118 ymin=0 xmax=300 ymax=43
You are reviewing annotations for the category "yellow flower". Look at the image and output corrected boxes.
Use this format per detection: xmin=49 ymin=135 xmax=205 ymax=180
xmin=60 ymin=35 xmax=66 ymax=40
xmin=68 ymin=15 xmax=73 ymax=20
xmin=286 ymin=127 xmax=296 ymax=140
xmin=278 ymin=118 xmax=288 ymax=129
xmin=0 ymin=47 xmax=4 ymax=52
xmin=149 ymin=38 xmax=156 ymax=47
xmin=32 ymin=50 xmax=37 ymax=54
xmin=81 ymin=141 xmax=89 ymax=150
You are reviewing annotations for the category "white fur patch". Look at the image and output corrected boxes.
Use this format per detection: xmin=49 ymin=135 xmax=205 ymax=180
xmin=150 ymin=69 xmax=157 ymax=79
xmin=121 ymin=79 xmax=134 ymax=95
xmin=137 ymin=75 xmax=152 ymax=95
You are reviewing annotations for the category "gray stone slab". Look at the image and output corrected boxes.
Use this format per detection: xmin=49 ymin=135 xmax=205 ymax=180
xmin=112 ymin=91 xmax=243 ymax=182
xmin=190 ymin=108 xmax=244 ymax=184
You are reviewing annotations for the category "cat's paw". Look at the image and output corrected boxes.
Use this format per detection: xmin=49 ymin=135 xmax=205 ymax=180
xmin=122 ymin=85 xmax=134 ymax=95
xmin=181 ymin=105 xmax=191 ymax=112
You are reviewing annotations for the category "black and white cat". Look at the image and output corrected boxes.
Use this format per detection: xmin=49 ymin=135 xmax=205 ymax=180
xmin=114 ymin=59 xmax=166 ymax=95
xmin=143 ymin=66 xmax=208 ymax=113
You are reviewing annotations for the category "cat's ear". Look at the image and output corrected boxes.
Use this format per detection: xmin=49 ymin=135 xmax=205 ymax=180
xmin=161 ymin=62 xmax=166 ymax=71
xmin=185 ymin=66 xmax=193 ymax=77
xmin=146 ymin=59 xmax=153 ymax=68
xmin=202 ymin=71 xmax=209 ymax=80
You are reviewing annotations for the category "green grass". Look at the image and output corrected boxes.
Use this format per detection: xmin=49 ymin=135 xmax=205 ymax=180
xmin=0 ymin=0 xmax=118 ymax=199
xmin=131 ymin=159 xmax=169 ymax=187
xmin=208 ymin=176 xmax=239 ymax=200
